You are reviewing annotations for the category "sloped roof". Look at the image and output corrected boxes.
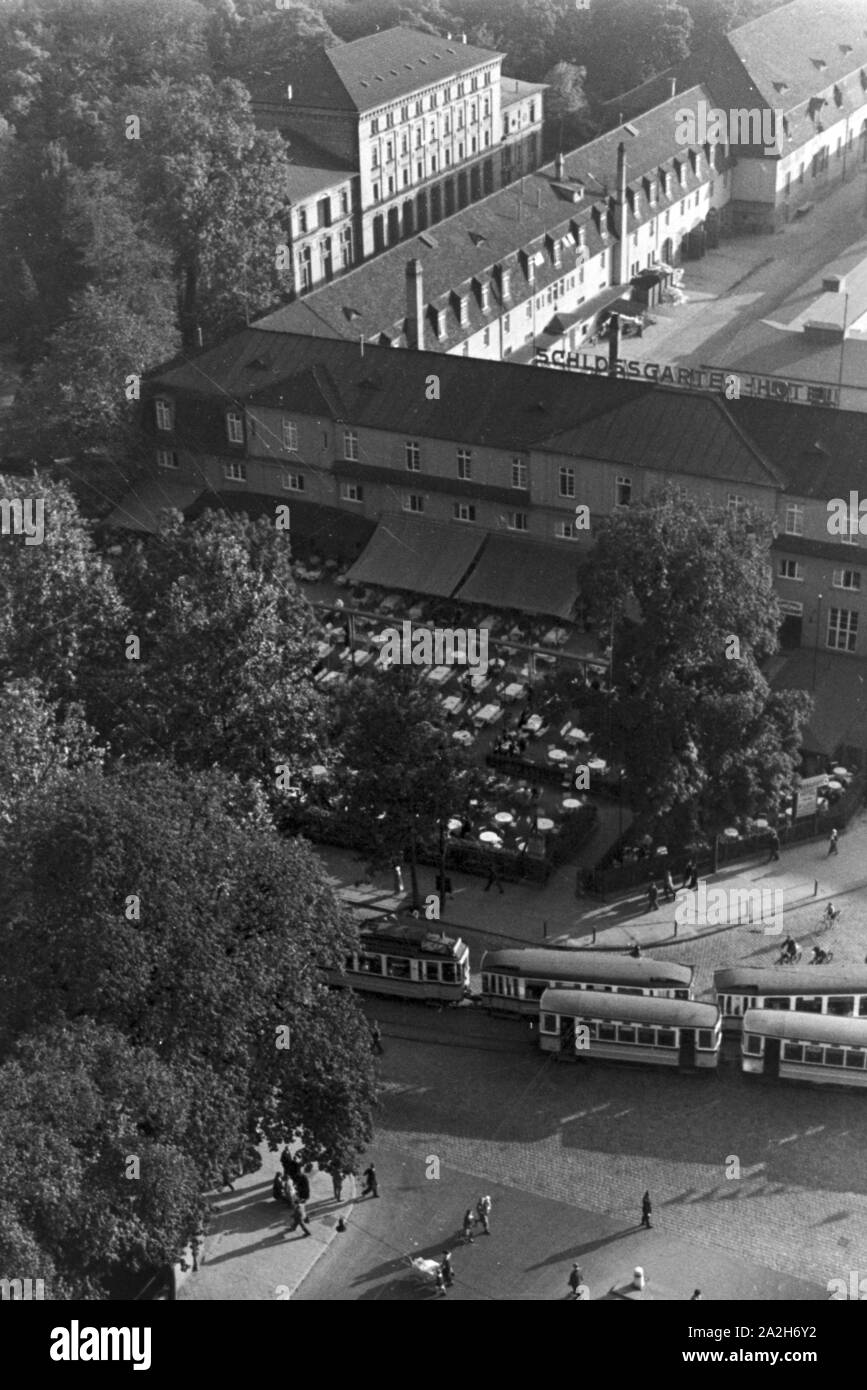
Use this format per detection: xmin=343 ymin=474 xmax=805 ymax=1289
xmin=347 ymin=512 xmax=484 ymax=595
xmin=455 ymin=533 xmax=584 ymax=619
xmin=255 ymin=83 xmax=721 ymax=351
xmin=726 ymin=0 xmax=867 ymax=116
xmin=254 ymin=27 xmax=502 ymax=114
xmin=727 ymin=396 xmax=867 ymax=498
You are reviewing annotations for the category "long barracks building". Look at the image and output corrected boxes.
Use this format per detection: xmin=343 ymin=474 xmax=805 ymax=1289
xmin=124 ymin=331 xmax=867 ymax=674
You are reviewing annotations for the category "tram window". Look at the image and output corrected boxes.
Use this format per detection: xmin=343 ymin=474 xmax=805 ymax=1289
xmin=730 ymin=998 xmax=742 ymax=1016
xmin=674 ymin=989 xmax=689 ymax=1000
xmin=827 ymin=996 xmax=855 ymax=1017
xmin=359 ymin=953 xmax=383 ymax=974
xmin=637 ymin=1027 xmax=656 ymax=1045
xmin=844 ymin=1049 xmax=866 ymax=1068
xmin=744 ymin=1034 xmax=762 ymax=1055
xmin=795 ymin=997 xmax=822 ymax=1013
xmin=387 ymin=956 xmax=411 ymax=979
xmin=597 ymin=1023 xmax=617 ymax=1041
xmin=762 ymin=996 xmax=789 ymax=1010
xmin=697 ymin=1029 xmax=714 ymax=1048
xmin=617 ymin=1026 xmax=636 ymax=1043
xmin=482 ymin=974 xmax=490 ymax=993
xmin=424 ymin=962 xmax=441 ymax=982
xmin=621 ymin=987 xmax=642 ymax=997
xmin=541 ymin=1013 xmax=558 ymax=1034
xmin=525 ymin=981 xmax=545 ymax=1001
xmin=803 ymin=1045 xmax=824 ymax=1064
xmin=441 ymin=962 xmax=457 ymax=984
xmin=825 ymin=1047 xmax=845 ymax=1067
xmin=657 ymin=1028 xmax=676 ymax=1047
xmin=859 ymin=999 xmax=867 ymax=1017
xmin=783 ymin=1042 xmax=803 ymax=1062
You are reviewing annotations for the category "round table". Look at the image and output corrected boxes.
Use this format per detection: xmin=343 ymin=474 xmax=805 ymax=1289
xmin=722 ymin=827 xmax=739 ymax=839
xmin=311 ymin=764 xmax=328 ymax=779
xmin=479 ymin=831 xmax=502 ymax=845
xmin=447 ymin=817 xmax=463 ymax=834
xmin=494 ymin=811 xmax=514 ymax=825
xmin=537 ymin=817 xmax=555 ymax=832
xmin=548 ymin=748 xmax=568 ymax=762
xmin=827 ymin=779 xmax=843 ymax=791
xmin=655 ymin=845 xmax=668 ymax=856
xmin=587 ymin=758 xmax=607 ymax=772
xmin=832 ymin=766 xmax=850 ymax=778
xmin=754 ymin=818 xmax=769 ymax=829
xmin=562 ymin=797 xmax=582 ymax=810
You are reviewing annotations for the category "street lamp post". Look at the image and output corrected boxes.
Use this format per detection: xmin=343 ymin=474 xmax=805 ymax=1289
xmin=812 ymin=592 xmax=823 ymax=691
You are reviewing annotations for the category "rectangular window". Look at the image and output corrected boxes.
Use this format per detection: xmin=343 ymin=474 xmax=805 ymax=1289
xmin=558 ymin=466 xmax=575 ymax=498
xmin=512 ymin=458 xmax=528 ymax=489
xmin=503 ymin=313 xmax=511 ymax=332
xmin=615 ymin=475 xmax=632 ymax=506
xmin=282 ymin=471 xmax=304 ymax=491
xmin=155 ymin=398 xmax=173 ymax=431
xmin=783 ymin=1042 xmax=804 ymax=1062
xmin=224 ymin=460 xmax=246 ymax=482
xmin=845 ymin=1049 xmax=867 ymax=1068
xmin=657 ymin=1029 xmax=676 ymax=1048
xmin=317 ymin=196 xmax=331 ymax=228
xmin=784 ymin=504 xmax=804 ymax=536
xmin=827 ymin=607 xmax=858 ymax=653
xmin=386 ymin=956 xmax=410 ymax=979
xmin=456 ymin=448 xmax=472 ymax=480
xmin=298 ymin=207 xmax=308 ymax=234
xmin=340 ymin=225 xmax=353 ymax=267
xmin=744 ymin=1034 xmax=762 ymax=1056
xmin=282 ymin=418 xmax=298 ymax=452
xmin=556 ymin=520 xmax=579 ymax=540
xmin=483 ymin=326 xmax=490 ymax=346
xmin=833 ymin=568 xmax=861 ymax=590
xmin=403 ymin=492 xmax=425 ymax=513
xmin=340 ymin=189 xmax=350 ymax=215
xmin=508 ymin=512 xmax=528 ymax=531
xmin=298 ymin=246 xmax=312 ymax=291
xmin=156 ymin=448 xmax=178 ymax=469
xmin=727 ymin=493 xmax=746 ymax=518
xmin=343 ymin=430 xmax=359 ymax=461
xmin=373 ymin=181 xmax=380 ymax=201
xmin=541 ymin=1013 xmax=558 ymax=1034
xmin=778 ymin=559 xmax=803 ymax=580
xmin=341 ymin=482 xmax=363 ymax=503
xmin=454 ymin=502 xmax=476 ymax=522
xmin=405 ymin=440 xmax=420 ymax=471
xmin=226 ymin=411 xmax=244 ymax=444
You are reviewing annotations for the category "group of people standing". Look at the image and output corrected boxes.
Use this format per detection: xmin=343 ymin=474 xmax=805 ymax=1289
xmin=274 ymin=1149 xmax=313 ymax=1238
xmin=435 ymin=1196 xmax=492 ymax=1295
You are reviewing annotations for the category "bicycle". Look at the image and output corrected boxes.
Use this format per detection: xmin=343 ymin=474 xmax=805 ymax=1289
xmin=776 ymin=946 xmax=802 ymax=966
xmin=809 ymin=947 xmax=834 ymax=965
xmin=818 ymin=906 xmax=842 ymax=930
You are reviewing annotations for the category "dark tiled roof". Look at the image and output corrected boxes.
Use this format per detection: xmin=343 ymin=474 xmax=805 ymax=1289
xmin=537 ymin=391 xmax=783 ymax=489
xmin=454 ymin=533 xmax=583 ymax=619
xmin=727 ymin=397 xmax=867 ymax=498
xmin=727 ymin=0 xmax=867 ymax=117
xmin=253 ymin=27 xmax=502 ymax=114
xmin=255 ymin=83 xmax=721 ymax=350
xmin=771 ymin=534 xmax=865 ymax=564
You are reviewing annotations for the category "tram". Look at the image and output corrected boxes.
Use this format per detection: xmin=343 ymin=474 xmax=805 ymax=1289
xmin=741 ymin=1009 xmax=867 ymax=1089
xmin=329 ymin=917 xmax=470 ymax=1004
xmin=538 ymin=989 xmax=721 ymax=1071
xmin=480 ymin=948 xmax=694 ymax=1015
xmin=714 ymin=967 xmax=867 ymax=1033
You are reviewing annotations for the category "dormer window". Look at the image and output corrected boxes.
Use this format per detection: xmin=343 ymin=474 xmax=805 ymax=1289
xmin=688 ymin=149 xmax=697 ymax=175
xmin=478 ymin=279 xmax=491 ymax=312
xmin=432 ymin=306 xmax=446 ymax=339
xmin=155 ymin=397 xmax=173 ymax=431
xmin=660 ymin=169 xmax=669 ymax=197
xmin=644 ymin=177 xmax=657 ymax=205
xmin=499 ymin=266 xmax=511 ymax=302
xmin=455 ymin=292 xmax=469 ymax=328
xmin=226 ymin=410 xmax=244 ymax=445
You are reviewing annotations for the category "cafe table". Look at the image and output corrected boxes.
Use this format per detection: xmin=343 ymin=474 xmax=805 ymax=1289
xmin=494 ymin=811 xmax=514 ymax=826
xmin=536 ymin=817 xmax=555 ymax=832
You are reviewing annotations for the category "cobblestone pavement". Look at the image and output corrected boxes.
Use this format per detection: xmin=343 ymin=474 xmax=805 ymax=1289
xmin=371 ymin=1021 xmax=867 ymax=1291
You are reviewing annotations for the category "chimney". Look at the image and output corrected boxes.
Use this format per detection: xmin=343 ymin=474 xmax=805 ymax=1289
xmin=670 ymin=77 xmax=676 ymax=98
xmin=406 ymin=258 xmax=425 ymax=350
xmin=555 ymin=152 xmax=565 ymax=180
xmin=608 ymin=314 xmax=620 ymax=376
xmin=616 ymin=142 xmax=629 ymax=286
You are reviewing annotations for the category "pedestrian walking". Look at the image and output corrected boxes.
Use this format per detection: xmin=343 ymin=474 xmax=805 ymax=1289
xmin=295 ymin=1170 xmax=310 ymax=1203
xmin=362 ymin=1164 xmax=379 ymax=1198
xmin=690 ymin=1289 xmax=702 ymax=1300
xmin=440 ymin=1251 xmax=454 ymax=1288
xmin=568 ymin=1262 xmax=584 ymax=1298
xmin=662 ymin=868 xmax=676 ymax=902
xmin=647 ymin=881 xmax=659 ymax=912
xmin=393 ymin=864 xmax=405 ymax=894
xmin=272 ymin=1171 xmax=284 ymax=1202
xmin=329 ymin=1164 xmax=344 ymax=1202
xmin=462 ymin=1207 xmax=476 ymax=1243
xmin=220 ymin=1167 xmax=235 ymax=1192
xmin=484 ymin=863 xmax=504 ymax=894
xmin=435 ymin=1268 xmax=447 ymax=1296
xmin=476 ymin=1195 xmax=492 ymax=1234
xmin=828 ymin=828 xmax=838 ymax=856
xmin=767 ymin=828 xmax=780 ymax=862
xmin=684 ymin=859 xmax=698 ymax=890
xmin=280 ymin=1146 xmax=293 ymax=1177
xmin=371 ymin=1020 xmax=383 ymax=1055
xmin=290 ymin=1199 xmax=312 ymax=1238
xmin=640 ymin=1190 xmax=652 ymax=1229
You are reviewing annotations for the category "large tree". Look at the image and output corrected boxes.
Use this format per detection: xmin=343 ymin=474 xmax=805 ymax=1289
xmin=0 ymin=677 xmax=103 ymax=831
xmin=338 ymin=664 xmax=480 ymax=906
xmin=582 ymin=486 xmax=811 ymax=849
xmin=114 ymin=77 xmax=296 ymax=347
xmin=109 ymin=508 xmax=327 ymax=789
xmin=0 ymin=762 xmax=377 ymax=1170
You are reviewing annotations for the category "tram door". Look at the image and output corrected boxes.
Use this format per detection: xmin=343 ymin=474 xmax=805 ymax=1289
xmin=679 ymin=1028 xmax=696 ymax=1068
xmin=763 ymin=1037 xmax=781 ymax=1078
xmin=561 ymin=1018 xmax=575 ymax=1053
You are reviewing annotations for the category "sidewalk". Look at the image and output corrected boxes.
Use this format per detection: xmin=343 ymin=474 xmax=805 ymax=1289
xmin=178 ymin=1141 xmax=355 ymax=1301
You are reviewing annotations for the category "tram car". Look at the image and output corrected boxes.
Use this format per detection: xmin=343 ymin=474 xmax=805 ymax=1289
xmin=741 ymin=1009 xmax=867 ymax=1089
xmin=480 ymin=948 xmax=694 ymax=1016
xmin=714 ymin=967 xmax=867 ymax=1034
xmin=538 ymin=989 xmax=721 ymax=1071
xmin=328 ymin=916 xmax=470 ymax=1004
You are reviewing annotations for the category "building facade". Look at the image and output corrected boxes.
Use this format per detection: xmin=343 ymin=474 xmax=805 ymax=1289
xmin=252 ymin=27 xmax=544 ymax=294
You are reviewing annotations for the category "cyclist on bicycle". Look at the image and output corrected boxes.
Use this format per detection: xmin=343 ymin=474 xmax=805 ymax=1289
xmin=781 ymin=935 xmax=799 ymax=963
xmin=823 ymin=901 xmax=840 ymax=925
xmin=811 ymin=944 xmax=831 ymax=965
